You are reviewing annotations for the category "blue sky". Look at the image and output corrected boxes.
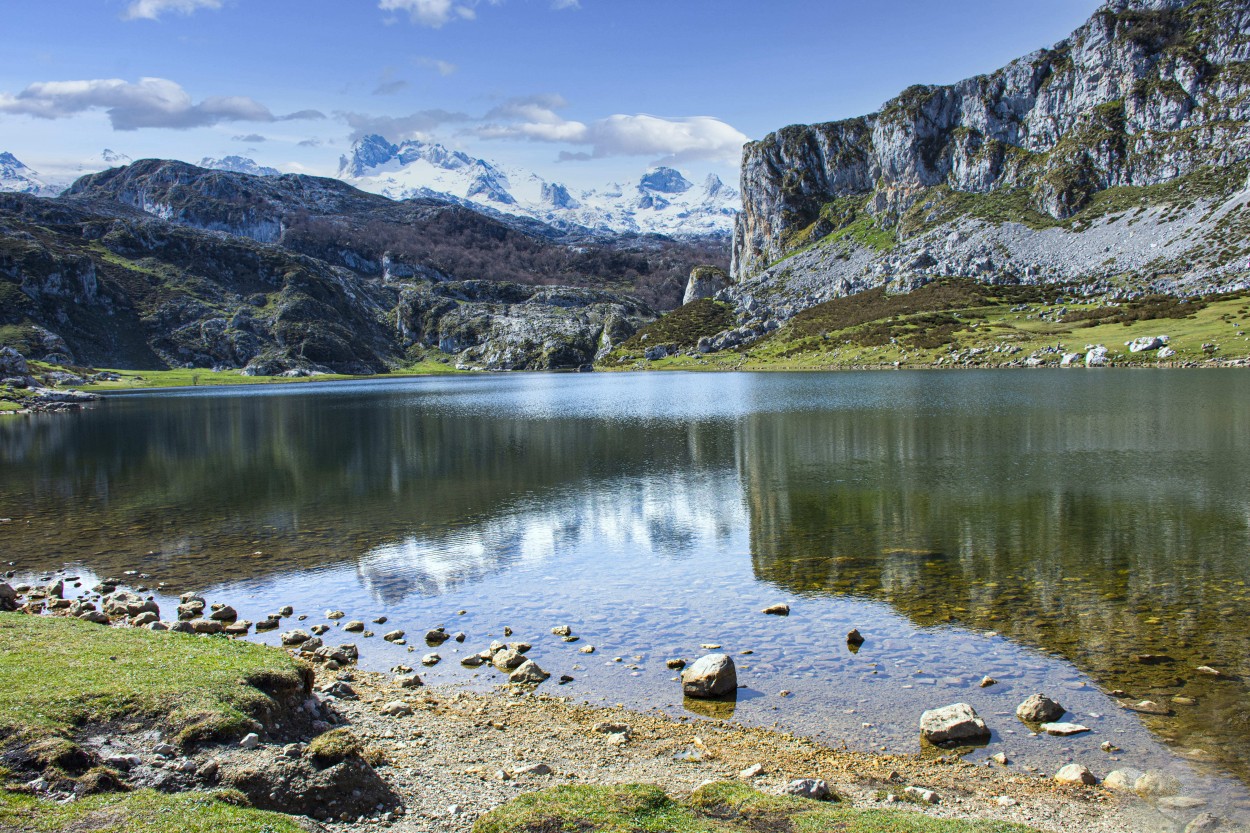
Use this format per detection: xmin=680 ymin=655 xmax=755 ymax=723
xmin=1 ymin=0 xmax=1099 ymax=189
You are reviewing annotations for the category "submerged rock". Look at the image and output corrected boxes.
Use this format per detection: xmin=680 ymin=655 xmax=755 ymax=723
xmin=1016 ymin=693 xmax=1065 ymax=724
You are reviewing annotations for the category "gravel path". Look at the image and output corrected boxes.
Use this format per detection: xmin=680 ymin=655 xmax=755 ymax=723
xmin=318 ymin=669 xmax=1175 ymax=833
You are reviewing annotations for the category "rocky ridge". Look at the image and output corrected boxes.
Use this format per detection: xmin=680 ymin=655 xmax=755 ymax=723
xmin=730 ymin=0 xmax=1250 ymax=323
xmin=0 ymin=161 xmax=730 ymax=374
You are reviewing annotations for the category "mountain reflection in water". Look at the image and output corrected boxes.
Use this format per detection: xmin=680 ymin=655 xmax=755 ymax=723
xmin=2 ymin=370 xmax=1249 ymax=791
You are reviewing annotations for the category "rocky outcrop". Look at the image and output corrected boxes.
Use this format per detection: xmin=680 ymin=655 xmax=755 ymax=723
xmin=731 ymin=0 xmax=1250 ymax=317
xmin=683 ymin=265 xmax=731 ymax=305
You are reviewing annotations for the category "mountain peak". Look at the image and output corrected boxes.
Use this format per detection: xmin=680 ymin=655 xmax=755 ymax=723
xmin=339 ymin=134 xmax=399 ymax=178
xmin=0 ymin=152 xmax=60 ymax=197
xmin=639 ymin=167 xmax=693 ymax=195
xmin=200 ymin=155 xmax=282 ymax=177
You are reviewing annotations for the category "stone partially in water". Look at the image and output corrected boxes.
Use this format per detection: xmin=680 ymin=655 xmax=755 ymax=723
xmin=493 ymin=648 xmax=526 ymax=671
xmin=919 ymin=703 xmax=989 ymax=745
xmin=1041 ymin=722 xmax=1090 ymax=736
xmin=1016 ymin=693 xmax=1065 ymax=724
xmin=1135 ymin=770 xmax=1182 ymax=798
xmin=681 ymin=654 xmax=737 ymax=698
xmin=1055 ymin=764 xmax=1098 ymax=786
xmin=1103 ymin=769 xmax=1145 ymax=792
xmin=509 ymin=660 xmax=550 ymax=684
xmin=762 ymin=603 xmax=789 ymax=616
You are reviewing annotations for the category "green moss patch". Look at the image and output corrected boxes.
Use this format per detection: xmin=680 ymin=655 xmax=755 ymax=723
xmin=0 ymin=613 xmax=309 ymax=748
xmin=604 ymin=299 xmax=736 ymax=364
xmin=473 ymin=782 xmax=1040 ymax=833
xmin=0 ymin=788 xmax=310 ymax=833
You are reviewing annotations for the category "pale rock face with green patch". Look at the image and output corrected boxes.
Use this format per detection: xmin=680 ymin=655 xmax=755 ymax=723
xmin=730 ymin=0 xmax=1250 ymax=324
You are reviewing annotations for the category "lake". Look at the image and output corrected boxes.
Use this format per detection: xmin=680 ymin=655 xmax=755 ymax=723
xmin=3 ymin=370 xmax=1249 ymax=819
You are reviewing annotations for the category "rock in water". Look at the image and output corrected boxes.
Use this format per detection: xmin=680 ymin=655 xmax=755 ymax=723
xmin=1055 ymin=764 xmax=1098 ymax=786
xmin=1016 ymin=693 xmax=1065 ymax=723
xmin=762 ymin=603 xmax=790 ymax=616
xmin=846 ymin=629 xmax=865 ymax=647
xmin=509 ymin=660 xmax=550 ymax=684
xmin=919 ymin=703 xmax=990 ymax=744
xmin=1184 ymin=813 xmax=1225 ymax=833
xmin=681 ymin=654 xmax=738 ymax=698
xmin=1041 ymin=722 xmax=1090 ymax=736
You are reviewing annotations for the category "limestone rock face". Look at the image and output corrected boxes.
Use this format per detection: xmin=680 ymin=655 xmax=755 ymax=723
xmin=683 ymin=266 xmax=731 ymax=305
xmin=729 ymin=0 xmax=1250 ymax=324
xmin=681 ymin=653 xmax=738 ymax=698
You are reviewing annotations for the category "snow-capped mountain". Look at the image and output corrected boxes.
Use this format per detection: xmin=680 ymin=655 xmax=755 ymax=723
xmin=74 ymin=149 xmax=132 ymax=176
xmin=338 ymin=135 xmax=739 ymax=238
xmin=200 ymin=155 xmax=282 ymax=177
xmin=0 ymin=152 xmax=62 ymax=197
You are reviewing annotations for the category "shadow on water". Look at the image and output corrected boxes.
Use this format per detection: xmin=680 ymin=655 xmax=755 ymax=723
xmin=2 ymin=371 xmax=1250 ymax=788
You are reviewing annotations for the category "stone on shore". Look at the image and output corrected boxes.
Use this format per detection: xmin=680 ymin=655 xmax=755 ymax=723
xmin=394 ymin=674 xmax=423 ymax=688
xmin=783 ymin=779 xmax=833 ymax=801
xmin=0 ymin=583 xmax=17 ymax=612
xmin=904 ymin=787 xmax=940 ymax=804
xmin=509 ymin=660 xmax=551 ymax=684
xmin=380 ymin=700 xmax=413 ymax=717
xmin=208 ymin=605 xmax=238 ymax=622
xmin=1055 ymin=764 xmax=1098 ymax=786
xmin=681 ymin=654 xmax=737 ymax=698
xmin=1016 ymin=693 xmax=1065 ymax=723
xmin=280 ymin=629 xmax=311 ymax=645
xmin=919 ymin=703 xmax=989 ymax=744
xmin=191 ymin=619 xmax=224 ymax=634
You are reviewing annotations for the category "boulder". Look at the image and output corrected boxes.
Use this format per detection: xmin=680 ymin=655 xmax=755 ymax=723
xmin=191 ymin=619 xmax=224 ymax=634
xmin=919 ymin=703 xmax=990 ymax=744
xmin=1135 ymin=770 xmax=1182 ymax=797
xmin=783 ymin=779 xmax=833 ymax=801
xmin=0 ymin=583 xmax=17 ymax=612
xmin=1055 ymin=764 xmax=1098 ymax=786
xmin=1103 ymin=769 xmax=1145 ymax=792
xmin=280 ymin=629 xmax=311 ymax=645
xmin=493 ymin=648 xmax=526 ymax=671
xmin=103 ymin=591 xmax=158 ymax=618
xmin=1016 ymin=693 xmax=1065 ymax=724
xmin=681 ymin=654 xmax=737 ymax=698
xmin=1127 ymin=335 xmax=1168 ymax=353
xmin=1085 ymin=345 xmax=1109 ymax=367
xmin=762 ymin=603 xmax=790 ymax=616
xmin=208 ymin=605 xmax=238 ymax=622
xmin=380 ymin=701 xmax=413 ymax=717
xmin=509 ymin=660 xmax=551 ymax=684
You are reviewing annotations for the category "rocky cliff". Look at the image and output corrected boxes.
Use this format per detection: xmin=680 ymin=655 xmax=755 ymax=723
xmin=732 ymin=0 xmax=1250 ymax=320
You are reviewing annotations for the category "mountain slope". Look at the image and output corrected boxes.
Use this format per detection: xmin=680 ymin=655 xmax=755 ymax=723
xmin=730 ymin=0 xmax=1250 ymax=323
xmin=338 ymin=135 xmax=740 ymax=239
xmin=0 ymin=153 xmax=60 ymax=198
xmin=0 ymin=160 xmax=741 ymax=374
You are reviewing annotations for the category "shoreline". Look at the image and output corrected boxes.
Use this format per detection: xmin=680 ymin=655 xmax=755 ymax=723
xmin=0 ymin=577 xmax=1220 ymax=833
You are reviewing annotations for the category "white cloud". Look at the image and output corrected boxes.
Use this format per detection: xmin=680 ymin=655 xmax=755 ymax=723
xmin=124 ymin=0 xmax=221 ymax=20
xmin=340 ymin=109 xmax=473 ymax=141
xmin=0 ymin=77 xmax=324 ymax=131
xmin=475 ymin=96 xmax=747 ymax=164
xmin=378 ymin=0 xmax=476 ymax=27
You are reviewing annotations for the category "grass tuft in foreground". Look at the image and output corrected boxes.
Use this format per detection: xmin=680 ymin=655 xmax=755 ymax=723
xmin=473 ymin=782 xmax=1040 ymax=833
xmin=0 ymin=613 xmax=310 ymax=749
xmin=0 ymin=788 xmax=311 ymax=833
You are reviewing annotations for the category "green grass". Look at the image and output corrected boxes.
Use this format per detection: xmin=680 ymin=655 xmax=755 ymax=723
xmin=618 ymin=281 xmax=1250 ymax=372
xmin=603 ymin=299 xmax=736 ymax=364
xmin=0 ymin=788 xmax=309 ymax=833
xmin=77 ymin=361 xmax=465 ymax=392
xmin=473 ymin=782 xmax=1040 ymax=833
xmin=0 ymin=613 xmax=308 ymax=748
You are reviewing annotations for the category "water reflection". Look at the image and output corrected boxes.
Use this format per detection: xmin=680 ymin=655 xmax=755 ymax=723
xmin=2 ymin=370 xmax=1250 ymax=795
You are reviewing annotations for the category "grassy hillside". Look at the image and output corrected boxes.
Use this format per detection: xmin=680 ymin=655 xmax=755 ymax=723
xmin=601 ymin=279 xmax=1250 ymax=371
